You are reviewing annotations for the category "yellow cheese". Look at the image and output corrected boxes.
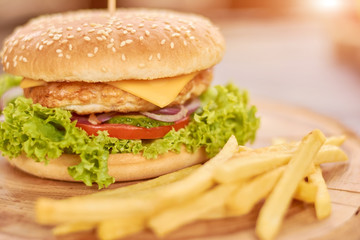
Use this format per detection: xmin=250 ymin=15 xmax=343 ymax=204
xmin=107 ymin=72 xmax=197 ymax=108
xmin=20 ymin=79 xmax=46 ymax=88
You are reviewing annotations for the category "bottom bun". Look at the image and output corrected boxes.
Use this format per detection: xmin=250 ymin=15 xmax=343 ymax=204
xmin=7 ymin=147 xmax=208 ymax=182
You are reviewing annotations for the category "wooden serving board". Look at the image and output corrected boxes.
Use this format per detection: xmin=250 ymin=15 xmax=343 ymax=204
xmin=0 ymin=99 xmax=359 ymax=240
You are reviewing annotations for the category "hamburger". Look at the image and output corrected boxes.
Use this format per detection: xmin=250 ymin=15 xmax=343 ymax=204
xmin=0 ymin=9 xmax=260 ymax=188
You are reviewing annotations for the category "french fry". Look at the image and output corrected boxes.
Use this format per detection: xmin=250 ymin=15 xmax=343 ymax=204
xmin=97 ymin=216 xmax=145 ymax=240
xmin=255 ymin=129 xmax=326 ymax=240
xmin=308 ymin=167 xmax=332 ymax=219
xmin=314 ymin=145 xmax=348 ymax=165
xmin=293 ymin=180 xmax=318 ymax=203
xmin=53 ymin=222 xmax=96 ymax=235
xmin=215 ymin=152 xmax=291 ymax=183
xmin=226 ymin=166 xmax=285 ymax=215
xmin=88 ymin=164 xmax=201 ymax=199
xmin=325 ymin=135 xmax=346 ymax=146
xmin=149 ymin=183 xmax=238 ymax=237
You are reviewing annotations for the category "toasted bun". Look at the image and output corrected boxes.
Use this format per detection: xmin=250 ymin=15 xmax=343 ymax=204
xmin=7 ymin=148 xmax=207 ymax=182
xmin=1 ymin=9 xmax=225 ymax=82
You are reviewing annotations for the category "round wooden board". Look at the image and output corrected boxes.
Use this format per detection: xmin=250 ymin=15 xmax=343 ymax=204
xmin=0 ymin=99 xmax=359 ymax=240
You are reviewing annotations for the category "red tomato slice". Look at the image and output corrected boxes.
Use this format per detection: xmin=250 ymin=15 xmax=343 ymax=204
xmin=76 ymin=116 xmax=190 ymax=140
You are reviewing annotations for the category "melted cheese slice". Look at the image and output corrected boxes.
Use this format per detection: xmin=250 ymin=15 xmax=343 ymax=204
xmin=20 ymin=78 xmax=46 ymax=88
xmin=20 ymin=72 xmax=197 ymax=108
xmin=107 ymin=72 xmax=197 ymax=108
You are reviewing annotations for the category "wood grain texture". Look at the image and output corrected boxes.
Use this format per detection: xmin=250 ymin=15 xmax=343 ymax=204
xmin=0 ymin=99 xmax=359 ymax=240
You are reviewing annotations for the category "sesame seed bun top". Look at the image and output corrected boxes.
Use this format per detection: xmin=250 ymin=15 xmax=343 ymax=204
xmin=1 ymin=9 xmax=225 ymax=83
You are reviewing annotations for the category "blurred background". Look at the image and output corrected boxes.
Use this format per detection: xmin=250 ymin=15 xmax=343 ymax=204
xmin=0 ymin=0 xmax=359 ymax=135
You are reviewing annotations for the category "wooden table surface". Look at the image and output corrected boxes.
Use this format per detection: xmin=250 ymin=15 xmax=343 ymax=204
xmin=213 ymin=15 xmax=360 ymax=136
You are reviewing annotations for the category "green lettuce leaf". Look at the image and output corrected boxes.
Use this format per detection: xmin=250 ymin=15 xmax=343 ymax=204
xmin=0 ymin=74 xmax=22 ymax=96
xmin=0 ymin=74 xmax=23 ymax=113
xmin=0 ymin=83 xmax=260 ymax=188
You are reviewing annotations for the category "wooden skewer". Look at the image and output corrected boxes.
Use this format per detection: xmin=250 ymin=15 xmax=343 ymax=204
xmin=108 ymin=0 xmax=116 ymax=15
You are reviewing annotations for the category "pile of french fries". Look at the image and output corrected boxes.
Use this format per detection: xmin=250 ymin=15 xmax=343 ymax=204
xmin=35 ymin=129 xmax=348 ymax=240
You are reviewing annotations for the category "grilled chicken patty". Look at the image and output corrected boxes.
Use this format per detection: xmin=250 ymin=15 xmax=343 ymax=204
xmin=24 ymin=68 xmax=213 ymax=114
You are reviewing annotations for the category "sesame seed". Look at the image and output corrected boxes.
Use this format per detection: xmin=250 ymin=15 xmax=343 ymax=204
xmin=121 ymin=54 xmax=126 ymax=61
xmin=125 ymin=39 xmax=133 ymax=44
xmin=88 ymin=53 xmax=94 ymax=57
xmin=67 ymin=26 xmax=73 ymax=30
xmin=157 ymin=53 xmax=161 ymax=60
xmin=145 ymin=30 xmax=150 ymax=36
xmin=6 ymin=62 xmax=9 ymax=69
xmin=35 ymin=42 xmax=40 ymax=49
xmin=183 ymin=40 xmax=188 ymax=46
xmin=101 ymin=67 xmax=108 ymax=72
xmin=112 ymin=47 xmax=116 ymax=53
xmin=22 ymin=57 xmax=28 ymax=62
xmin=21 ymin=45 xmax=25 ymax=50
xmin=53 ymin=34 xmax=62 ymax=40
xmin=164 ymin=26 xmax=171 ymax=31
xmin=161 ymin=39 xmax=166 ymax=45
xmin=138 ymin=23 xmax=144 ymax=28
xmin=46 ymin=40 xmax=54 ymax=45
xmin=110 ymin=38 xmax=115 ymax=43
xmin=102 ymin=35 xmax=107 ymax=40
xmin=123 ymin=30 xmax=128 ymax=34
xmin=77 ymin=27 xmax=82 ymax=32
xmin=170 ymin=42 xmax=174 ymax=49
xmin=127 ymin=23 xmax=133 ymax=27
xmin=83 ymin=23 xmax=89 ymax=27
xmin=172 ymin=33 xmax=180 ymax=37
xmin=131 ymin=29 xmax=136 ymax=33
xmin=49 ymin=33 xmax=54 ymax=37
xmin=88 ymin=29 xmax=95 ymax=33
xmin=151 ymin=24 xmax=158 ymax=29
xmin=175 ymin=26 xmax=181 ymax=32
xmin=66 ymin=54 xmax=71 ymax=59
xmin=39 ymin=45 xmax=44 ymax=50
xmin=148 ymin=55 xmax=153 ymax=61
xmin=3 ymin=56 xmax=7 ymax=62
xmin=107 ymin=43 xmax=114 ymax=48
xmin=94 ymin=47 xmax=98 ymax=54
xmin=60 ymin=39 xmax=68 ymax=44
xmin=13 ymin=61 xmax=17 ymax=67
xmin=84 ymin=36 xmax=91 ymax=41
xmin=139 ymin=36 xmax=144 ymax=41
xmin=56 ymin=49 xmax=62 ymax=53
xmin=67 ymin=35 xmax=74 ymax=39
xmin=58 ymin=53 xmax=63 ymax=58
xmin=189 ymin=36 xmax=195 ymax=40
xmin=120 ymin=41 xmax=126 ymax=47
xmin=139 ymin=63 xmax=145 ymax=68
xmin=96 ymin=36 xmax=103 ymax=41
xmin=19 ymin=56 xmax=23 ymax=61
xmin=69 ymin=44 xmax=73 ymax=51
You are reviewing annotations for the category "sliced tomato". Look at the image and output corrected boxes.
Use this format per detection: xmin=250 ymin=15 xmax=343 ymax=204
xmin=76 ymin=116 xmax=190 ymax=140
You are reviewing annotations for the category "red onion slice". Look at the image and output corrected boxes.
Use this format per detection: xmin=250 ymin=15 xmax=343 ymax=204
xmin=152 ymin=107 xmax=181 ymax=115
xmin=96 ymin=112 xmax=118 ymax=123
xmin=71 ymin=114 xmax=90 ymax=124
xmin=0 ymin=87 xmax=23 ymax=111
xmin=184 ymin=98 xmax=201 ymax=114
xmin=141 ymin=105 xmax=188 ymax=122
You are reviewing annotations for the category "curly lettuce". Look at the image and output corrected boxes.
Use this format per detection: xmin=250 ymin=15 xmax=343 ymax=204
xmin=0 ymin=84 xmax=260 ymax=188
